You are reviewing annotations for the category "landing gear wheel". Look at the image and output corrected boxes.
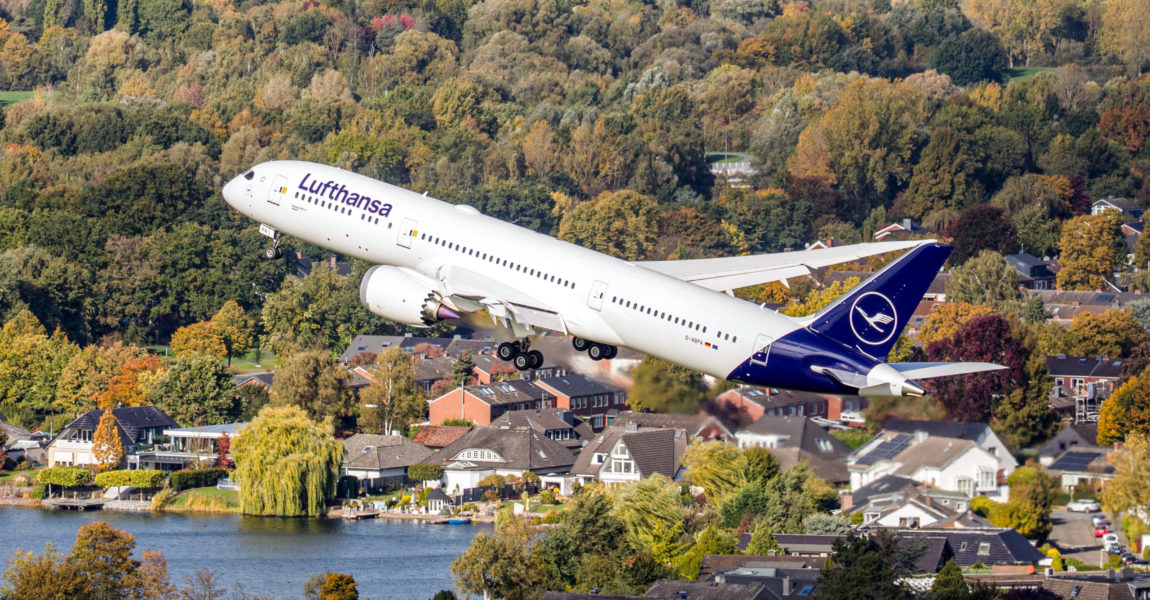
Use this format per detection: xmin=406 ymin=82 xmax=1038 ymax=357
xmin=264 ymin=246 xmax=283 ymax=260
xmin=603 ymin=345 xmax=617 ymax=360
xmin=572 ymin=337 xmax=589 ymax=352
xmin=588 ymin=344 xmax=605 ymax=361
xmin=513 ymin=353 xmax=532 ymax=371
xmin=498 ymin=342 xmax=518 ymax=361
xmin=527 ymin=350 xmax=544 ymax=369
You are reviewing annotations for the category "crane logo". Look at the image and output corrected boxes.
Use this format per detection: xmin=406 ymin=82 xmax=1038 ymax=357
xmin=849 ymin=292 xmax=898 ymax=346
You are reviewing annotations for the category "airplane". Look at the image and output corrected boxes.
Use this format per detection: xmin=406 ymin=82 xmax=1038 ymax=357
xmin=222 ymin=161 xmax=1004 ymax=398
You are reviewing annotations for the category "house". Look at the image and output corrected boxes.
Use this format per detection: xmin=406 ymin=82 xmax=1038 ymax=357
xmin=892 ymin=528 xmax=1045 ymax=571
xmin=609 ymin=411 xmax=735 ymax=441
xmin=847 ymin=486 xmax=986 ymax=529
xmin=847 ymin=430 xmax=1006 ymax=499
xmin=1038 ymin=422 xmax=1099 ymax=465
xmin=707 ymin=559 xmax=822 ymax=598
xmin=124 ymin=422 xmax=247 ymax=471
xmin=873 ymin=218 xmax=926 ymax=241
xmin=342 ymin=433 xmax=435 ymax=493
xmin=1092 ymin=197 xmax=1143 ymax=220
xmin=428 ymin=380 xmax=554 ymax=426
xmin=412 ymin=425 xmax=471 ymax=449
xmin=425 ymin=487 xmax=451 ymax=513
xmin=734 ymin=416 xmax=852 ymax=484
xmin=47 ymin=406 xmax=179 ymax=470
xmin=1046 ymin=449 xmax=1114 ymax=491
xmin=570 ymin=425 xmax=687 ymax=487
xmin=436 ymin=426 xmax=576 ymax=492
xmin=698 ymin=555 xmax=825 ymax=582
xmin=488 ymin=409 xmax=594 ymax=451
xmin=713 ymin=387 xmax=828 ymax=425
xmin=840 ymin=474 xmax=918 ymax=511
xmin=535 ymin=374 xmax=628 ymax=430
xmin=807 ymin=238 xmax=846 ymax=250
xmin=413 ymin=355 xmax=455 ymax=392
xmin=770 ymin=534 xmax=842 ymax=557
xmin=881 ymin=419 xmax=1016 ymax=477
xmin=0 ymin=416 xmax=47 ymax=466
xmin=1046 ymin=355 xmax=1124 ymax=422
xmin=1030 ymin=569 xmax=1150 ymax=599
xmin=232 ymin=372 xmax=274 ymax=394
xmin=1005 ymin=253 xmax=1056 ymax=290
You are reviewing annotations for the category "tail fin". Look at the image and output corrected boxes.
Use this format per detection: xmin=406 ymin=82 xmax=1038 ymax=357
xmin=803 ymin=242 xmax=952 ymax=361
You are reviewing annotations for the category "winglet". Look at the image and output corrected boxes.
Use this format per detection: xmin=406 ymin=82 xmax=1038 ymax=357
xmin=803 ymin=243 xmax=952 ymax=361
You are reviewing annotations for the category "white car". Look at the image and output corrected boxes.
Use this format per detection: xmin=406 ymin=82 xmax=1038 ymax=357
xmin=1068 ymin=498 xmax=1102 ymax=512
xmin=1104 ymin=533 xmax=1120 ymax=547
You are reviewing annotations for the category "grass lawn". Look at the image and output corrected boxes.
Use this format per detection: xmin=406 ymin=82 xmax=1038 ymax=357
xmin=164 ymin=487 xmax=241 ymax=513
xmin=706 ymin=152 xmax=747 ymax=164
xmin=0 ymin=91 xmax=33 ymax=107
xmin=0 ymin=469 xmax=41 ymax=484
xmin=228 ymin=351 xmax=277 ymax=373
xmin=1007 ymin=67 xmax=1055 ymax=81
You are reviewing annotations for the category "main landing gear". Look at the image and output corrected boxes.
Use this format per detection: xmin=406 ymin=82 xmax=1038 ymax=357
xmin=572 ymin=337 xmax=617 ymax=361
xmin=498 ymin=340 xmax=544 ymax=371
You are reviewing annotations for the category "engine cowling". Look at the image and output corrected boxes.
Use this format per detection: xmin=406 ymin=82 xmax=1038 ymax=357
xmin=359 ymin=265 xmax=460 ymax=327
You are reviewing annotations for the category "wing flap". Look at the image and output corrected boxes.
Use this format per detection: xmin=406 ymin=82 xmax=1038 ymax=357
xmin=434 ymin=263 xmax=566 ymax=334
xmin=887 ymin=362 xmax=1008 ymax=379
xmin=634 ymin=239 xmax=932 ymax=291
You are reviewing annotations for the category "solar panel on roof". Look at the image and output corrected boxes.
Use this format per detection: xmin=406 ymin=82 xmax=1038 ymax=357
xmin=857 ymin=434 xmax=912 ymax=465
xmin=1050 ymin=451 xmax=1103 ymax=472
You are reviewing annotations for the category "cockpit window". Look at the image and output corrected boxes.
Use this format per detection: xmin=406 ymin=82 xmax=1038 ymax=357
xmin=243 ymin=171 xmax=255 ymax=180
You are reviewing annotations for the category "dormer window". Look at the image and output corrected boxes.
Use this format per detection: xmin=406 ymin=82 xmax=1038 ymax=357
xmin=455 ymin=448 xmax=503 ymax=462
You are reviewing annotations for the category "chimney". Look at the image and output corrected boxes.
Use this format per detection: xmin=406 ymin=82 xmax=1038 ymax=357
xmin=782 ymin=576 xmax=792 ymax=596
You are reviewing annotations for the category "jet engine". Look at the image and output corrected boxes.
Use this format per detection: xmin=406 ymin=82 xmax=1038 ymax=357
xmin=359 ymin=265 xmax=460 ymax=327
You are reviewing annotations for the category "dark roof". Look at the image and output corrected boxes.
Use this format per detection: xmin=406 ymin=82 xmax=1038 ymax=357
xmin=1039 ymin=422 xmax=1101 ymax=457
xmin=610 ymin=411 xmax=732 ymax=439
xmin=340 ymin=335 xmax=408 ymax=363
xmin=899 ymin=536 xmax=952 ymax=574
xmin=536 ymin=374 xmax=621 ymax=398
xmin=894 ymin=528 xmax=1044 ymax=567
xmin=854 ymin=433 xmax=914 ymax=466
xmin=232 ymin=372 xmax=275 ymax=389
xmin=1 ymin=419 xmax=33 ymax=442
xmin=488 ymin=409 xmax=594 ymax=449
xmin=437 ymin=426 xmax=576 ymax=473
xmin=444 ymin=339 xmax=496 ymax=356
xmin=726 ymin=387 xmax=826 ymax=411
xmin=412 ymin=425 xmax=472 ymax=448
xmin=1005 ymin=253 xmax=1055 ymax=280
xmin=1045 ymin=355 xmax=1125 ymax=378
xmin=1095 ymin=197 xmax=1140 ymax=212
xmin=459 ymin=380 xmax=547 ymax=407
xmin=738 ymin=416 xmax=851 ymax=458
xmin=342 ymin=434 xmax=434 ymax=471
xmin=1041 ymin=574 xmax=1141 ymax=600
xmin=643 ymin=579 xmax=769 ymax=600
xmin=698 ymin=555 xmax=825 ymax=581
xmin=773 ymin=534 xmax=843 ymax=555
xmin=542 ymin=594 xmax=639 ymax=600
xmin=62 ymin=407 xmax=179 ymax=445
xmin=847 ymin=475 xmax=918 ymax=510
xmin=571 ymin=426 xmax=687 ymax=479
xmin=424 ymin=488 xmax=450 ymax=502
xmin=414 ymin=356 xmax=454 ymax=382
xmin=883 ymin=419 xmax=989 ymax=442
xmin=770 ymin=447 xmax=849 ymax=485
xmin=1048 ymin=450 xmax=1112 ymax=474
xmin=1033 ymin=290 xmax=1144 ymax=308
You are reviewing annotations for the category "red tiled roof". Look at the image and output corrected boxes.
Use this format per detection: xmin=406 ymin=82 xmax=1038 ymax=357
xmin=412 ymin=425 xmax=471 ymax=448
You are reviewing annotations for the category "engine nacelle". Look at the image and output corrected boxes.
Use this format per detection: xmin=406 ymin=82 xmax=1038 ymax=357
xmin=359 ymin=266 xmax=460 ymax=327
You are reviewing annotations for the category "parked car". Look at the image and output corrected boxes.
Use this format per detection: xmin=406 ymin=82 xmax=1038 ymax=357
xmin=1069 ymin=498 xmax=1102 ymax=512
xmin=1093 ymin=515 xmax=1111 ymax=528
xmin=1095 ymin=526 xmax=1109 ymax=537
xmin=1107 ymin=544 xmax=1124 ymax=555
xmin=1103 ymin=533 xmax=1120 ymax=546
xmin=1121 ymin=553 xmax=1146 ymax=565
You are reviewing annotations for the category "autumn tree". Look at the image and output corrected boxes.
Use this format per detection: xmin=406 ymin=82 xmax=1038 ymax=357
xmin=918 ymin=303 xmax=995 ymax=347
xmin=303 ymin=572 xmax=358 ymax=600
xmin=1098 ymin=366 xmax=1150 ymax=445
xmin=213 ymin=432 xmax=233 ymax=469
xmin=273 ymin=350 xmax=352 ymax=422
xmin=358 ymin=347 xmax=425 ymax=435
xmin=1099 ymin=432 xmax=1150 ymax=515
xmin=944 ymin=251 xmax=1023 ymax=312
xmin=92 ymin=408 xmax=123 ymax=472
xmin=0 ymin=310 xmax=78 ymax=426
xmin=558 ymin=190 xmax=660 ymax=261
xmin=1098 ymin=0 xmax=1150 ymax=74
xmin=210 ymin=300 xmax=254 ymax=365
xmin=55 ymin=342 xmax=147 ymax=415
xmin=232 ymin=405 xmax=342 ymax=517
xmin=1056 ymin=213 xmax=1125 ymax=291
xmin=97 ymin=355 xmax=163 ymax=410
xmin=946 ymin=205 xmax=1019 ymax=266
xmin=1068 ymin=308 xmax=1148 ymax=358
xmin=169 ymin=321 xmax=227 ymax=360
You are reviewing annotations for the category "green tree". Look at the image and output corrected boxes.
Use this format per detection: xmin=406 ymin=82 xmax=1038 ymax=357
xmin=929 ymin=29 xmax=1008 ymax=85
xmin=671 ymin=524 xmax=741 ymax=581
xmin=273 ymin=350 xmax=352 ymax=422
xmin=931 ymin=559 xmax=969 ymax=600
xmin=536 ymin=486 xmax=628 ymax=590
xmin=451 ymin=351 xmax=474 ymax=388
xmin=451 ymin=531 xmax=549 ymax=600
xmin=627 ymin=357 xmax=708 ymax=414
xmin=261 ymin=262 xmax=381 ymax=357
xmin=232 ymin=405 xmax=343 ymax=517
xmin=359 ymin=347 xmax=424 ymax=435
xmin=610 ymin=475 xmax=685 ymax=555
xmin=0 ymin=310 xmax=78 ymax=426
xmin=211 ymin=300 xmax=254 ymax=366
xmin=946 ymin=205 xmax=1018 ymax=265
xmin=0 ymin=246 xmax=94 ymax=345
xmin=1056 ymin=213 xmax=1124 ymax=291
xmin=740 ymin=446 xmax=779 ymax=486
xmin=682 ymin=440 xmax=744 ymax=505
xmin=745 ymin=519 xmax=781 ymax=556
xmin=1001 ymin=466 xmax=1058 ymax=541
xmin=803 ymin=513 xmax=853 ymax=535
xmin=900 ymin=127 xmax=985 ymax=220
xmin=816 ymin=531 xmax=912 ymax=600
xmin=148 ymin=354 xmax=238 ymax=426
xmin=944 ymin=250 xmax=1022 ymax=312
xmin=558 ymin=191 xmax=661 ymax=260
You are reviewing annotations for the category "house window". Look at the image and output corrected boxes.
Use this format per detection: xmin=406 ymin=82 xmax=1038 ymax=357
xmin=899 ymin=517 xmax=920 ymax=528
xmin=977 ymin=542 xmax=991 ymax=556
xmin=979 ymin=470 xmax=996 ymax=490
xmin=957 ymin=478 xmax=973 ymax=496
xmin=816 ymin=439 xmax=834 ymax=453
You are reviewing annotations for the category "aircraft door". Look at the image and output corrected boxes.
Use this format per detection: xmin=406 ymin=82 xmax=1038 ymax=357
xmin=266 ymin=175 xmax=287 ymax=206
xmin=588 ymin=281 xmax=608 ymax=311
xmin=751 ymin=334 xmax=773 ymax=366
xmin=397 ymin=218 xmax=417 ymax=249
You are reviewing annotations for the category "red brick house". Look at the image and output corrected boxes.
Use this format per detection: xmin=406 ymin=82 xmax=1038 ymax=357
xmin=428 ymin=380 xmax=554 ymax=426
xmin=535 ymin=375 xmax=627 ymax=430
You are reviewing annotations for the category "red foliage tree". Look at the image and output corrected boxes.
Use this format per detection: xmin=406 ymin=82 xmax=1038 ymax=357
xmin=213 ymin=432 xmax=233 ymax=469
xmin=926 ymin=314 xmax=1026 ymax=422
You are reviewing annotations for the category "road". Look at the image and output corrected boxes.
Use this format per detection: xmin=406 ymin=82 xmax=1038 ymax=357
xmin=1049 ymin=508 xmax=1128 ymax=566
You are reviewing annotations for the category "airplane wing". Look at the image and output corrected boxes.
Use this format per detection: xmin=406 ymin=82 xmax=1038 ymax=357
xmin=633 ymin=239 xmax=933 ymax=292
xmin=432 ymin=264 xmax=567 ymax=336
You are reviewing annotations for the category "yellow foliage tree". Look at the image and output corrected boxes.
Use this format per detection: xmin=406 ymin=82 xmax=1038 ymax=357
xmin=918 ymin=302 xmax=995 ymax=347
xmin=782 ymin=277 xmax=861 ymax=317
xmin=1099 ymin=433 xmax=1150 ymax=515
xmin=92 ymin=408 xmax=124 ymax=472
xmin=1098 ymin=366 xmax=1150 ymax=445
xmin=1056 ymin=213 xmax=1124 ymax=291
xmin=1068 ymin=308 xmax=1147 ymax=358
xmin=169 ymin=321 xmax=227 ymax=360
xmin=1098 ymin=0 xmax=1150 ymax=74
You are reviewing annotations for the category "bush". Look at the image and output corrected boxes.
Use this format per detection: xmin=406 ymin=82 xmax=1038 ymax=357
xmin=38 ymin=467 xmax=93 ymax=487
xmin=540 ymin=489 xmax=555 ymax=505
xmin=408 ymin=463 xmax=443 ymax=482
xmin=94 ymin=469 xmax=168 ymax=489
xmin=151 ymin=488 xmax=176 ymax=510
xmin=29 ymin=484 xmax=46 ymax=499
xmin=400 ymin=494 xmax=412 ymax=505
xmin=169 ymin=468 xmax=227 ymax=491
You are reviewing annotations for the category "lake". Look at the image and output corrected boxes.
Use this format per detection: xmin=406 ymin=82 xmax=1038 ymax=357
xmin=0 ymin=506 xmax=490 ymax=599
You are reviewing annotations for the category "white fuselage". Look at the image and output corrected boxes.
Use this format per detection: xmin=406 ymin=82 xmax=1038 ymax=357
xmin=223 ymin=161 xmax=804 ymax=380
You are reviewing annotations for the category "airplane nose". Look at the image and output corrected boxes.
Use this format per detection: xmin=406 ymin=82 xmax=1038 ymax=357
xmin=222 ymin=171 xmax=252 ymax=211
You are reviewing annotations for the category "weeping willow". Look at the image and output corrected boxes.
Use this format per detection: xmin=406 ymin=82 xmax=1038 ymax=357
xmin=231 ymin=405 xmax=343 ymax=517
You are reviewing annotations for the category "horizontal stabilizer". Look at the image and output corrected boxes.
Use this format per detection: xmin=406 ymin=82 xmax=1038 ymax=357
xmin=887 ymin=362 xmax=1008 ymax=380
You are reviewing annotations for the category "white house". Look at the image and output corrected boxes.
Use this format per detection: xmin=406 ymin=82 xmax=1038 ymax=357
xmin=881 ymin=419 xmax=1017 ymax=477
xmin=570 ymin=425 xmax=687 ymax=487
xmin=436 ymin=426 xmax=575 ymax=494
xmin=342 ymin=433 xmax=435 ymax=493
xmin=847 ymin=431 xmax=1007 ymax=500
xmin=47 ymin=407 xmax=178 ymax=470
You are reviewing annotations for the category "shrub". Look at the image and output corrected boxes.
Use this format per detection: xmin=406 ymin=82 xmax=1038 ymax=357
xmin=169 ymin=468 xmax=227 ymax=491
xmin=477 ymin=474 xmax=506 ymax=488
xmin=400 ymin=494 xmax=412 ymax=505
xmin=539 ymin=489 xmax=555 ymax=505
xmin=151 ymin=488 xmax=176 ymax=510
xmin=94 ymin=469 xmax=168 ymax=489
xmin=29 ymin=484 xmax=46 ymax=499
xmin=408 ymin=463 xmax=443 ymax=482
xmin=38 ymin=467 xmax=93 ymax=487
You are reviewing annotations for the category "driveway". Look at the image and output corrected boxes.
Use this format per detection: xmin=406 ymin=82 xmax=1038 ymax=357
xmin=1049 ymin=509 xmax=1127 ymax=566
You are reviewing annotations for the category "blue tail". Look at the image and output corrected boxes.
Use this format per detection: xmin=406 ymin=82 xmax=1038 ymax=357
xmin=803 ymin=242 xmax=952 ymax=361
